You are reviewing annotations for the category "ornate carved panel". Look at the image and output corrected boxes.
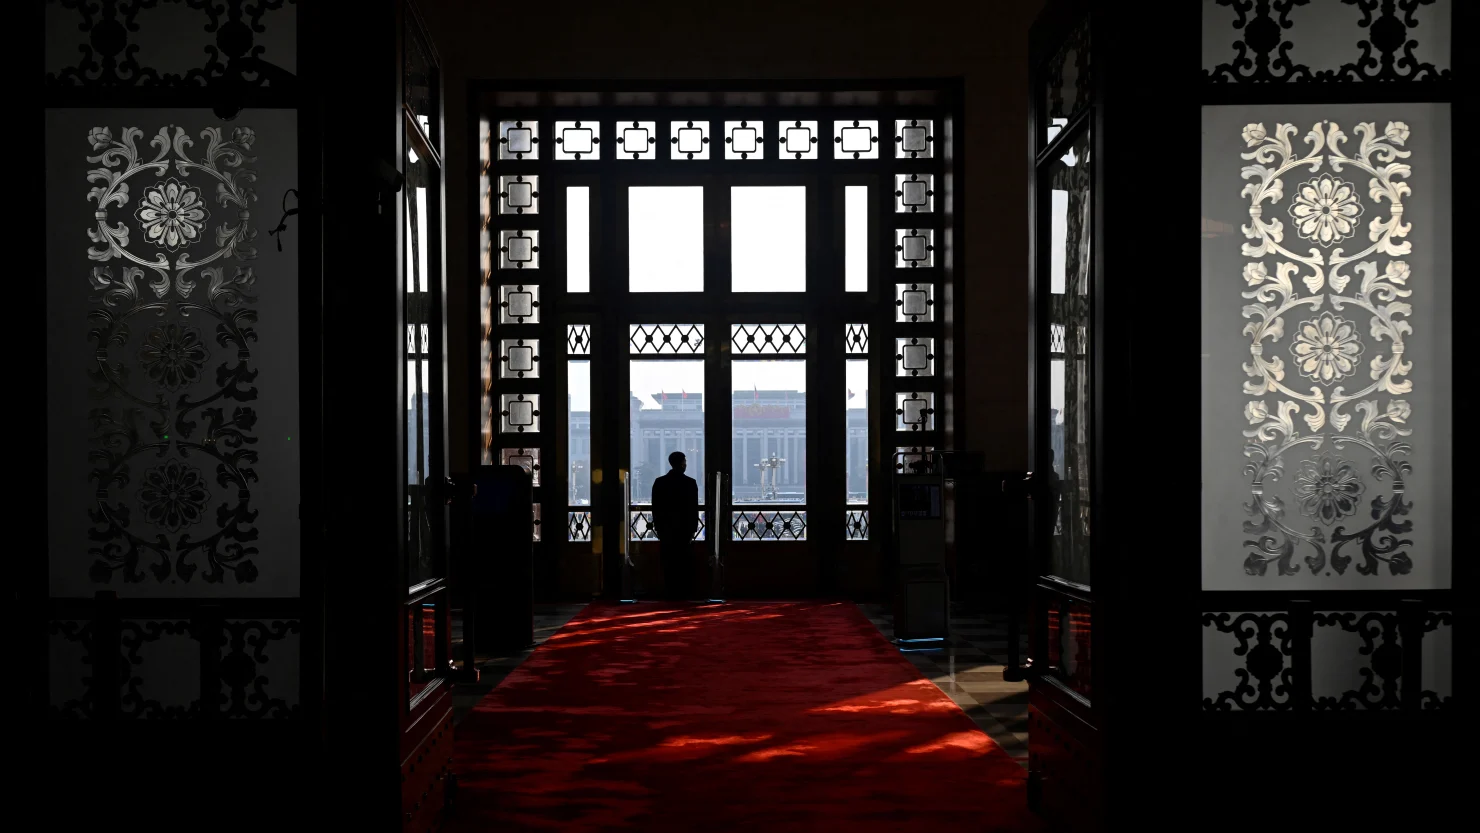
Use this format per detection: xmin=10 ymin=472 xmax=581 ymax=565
xmin=1200 ymin=104 xmax=1451 ymax=589
xmin=1202 ymin=611 xmax=1296 ymax=711
xmin=49 ymin=620 xmax=95 ymax=717
xmin=121 ymin=619 xmax=198 ymax=717
xmin=47 ymin=615 xmax=301 ymax=718
xmin=46 ymin=109 xmax=300 ymax=596
xmin=1310 ymin=610 xmax=1402 ymax=710
xmin=44 ymin=0 xmax=299 ymax=90
xmin=1202 ymin=0 xmax=1451 ymax=84
xmin=1420 ymin=610 xmax=1452 ymax=710
xmin=220 ymin=619 xmax=300 ymax=718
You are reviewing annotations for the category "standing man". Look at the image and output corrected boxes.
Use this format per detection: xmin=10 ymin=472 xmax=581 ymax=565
xmin=651 ymin=451 xmax=699 ymax=601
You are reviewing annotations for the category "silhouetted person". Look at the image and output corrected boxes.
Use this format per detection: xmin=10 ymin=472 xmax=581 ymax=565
xmin=651 ymin=451 xmax=699 ymax=601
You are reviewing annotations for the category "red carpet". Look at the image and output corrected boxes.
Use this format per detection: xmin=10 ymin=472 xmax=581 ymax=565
xmin=448 ymin=602 xmax=1040 ymax=832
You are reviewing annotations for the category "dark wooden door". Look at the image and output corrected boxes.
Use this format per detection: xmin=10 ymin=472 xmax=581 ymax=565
xmin=397 ymin=2 xmax=456 ymax=830
xmin=1026 ymin=2 xmax=1102 ymax=829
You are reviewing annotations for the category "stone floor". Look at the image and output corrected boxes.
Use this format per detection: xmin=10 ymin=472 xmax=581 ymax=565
xmin=451 ymin=603 xmax=587 ymax=725
xmin=858 ymin=603 xmax=1030 ymax=767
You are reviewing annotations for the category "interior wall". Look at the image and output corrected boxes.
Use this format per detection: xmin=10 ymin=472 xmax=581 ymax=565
xmin=420 ymin=0 xmax=1045 ymax=474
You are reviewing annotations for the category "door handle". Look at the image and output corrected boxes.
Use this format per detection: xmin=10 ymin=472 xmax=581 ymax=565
xmin=427 ymin=475 xmax=458 ymax=505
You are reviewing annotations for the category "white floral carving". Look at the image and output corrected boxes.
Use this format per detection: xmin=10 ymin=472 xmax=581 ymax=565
xmin=85 ymin=125 xmax=258 ymax=298
xmin=1235 ymin=120 xmax=1419 ymax=578
xmin=1288 ymin=174 xmax=1363 ymax=246
xmin=1290 ymin=311 xmax=1364 ymax=383
xmin=135 ymin=178 xmax=208 ymax=251
xmin=1293 ymin=456 xmax=1365 ymax=525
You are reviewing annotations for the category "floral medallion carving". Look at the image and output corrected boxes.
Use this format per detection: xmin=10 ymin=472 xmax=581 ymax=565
xmin=84 ymin=125 xmax=262 ymax=585
xmin=135 ymin=178 xmax=209 ymax=251
xmin=1236 ymin=120 xmax=1418 ymax=578
xmin=138 ymin=323 xmax=210 ymax=391
xmin=138 ymin=460 xmax=211 ymax=532
xmin=1290 ymin=312 xmax=1363 ymax=383
xmin=1288 ymin=175 xmax=1363 ymax=246
xmin=1292 ymin=456 xmax=1365 ymax=525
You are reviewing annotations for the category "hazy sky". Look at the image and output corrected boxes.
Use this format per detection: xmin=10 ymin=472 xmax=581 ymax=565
xmin=556 ymin=183 xmax=873 ymax=415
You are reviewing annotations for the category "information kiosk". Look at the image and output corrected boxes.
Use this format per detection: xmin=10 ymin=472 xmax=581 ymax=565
xmin=892 ymin=468 xmax=949 ymax=645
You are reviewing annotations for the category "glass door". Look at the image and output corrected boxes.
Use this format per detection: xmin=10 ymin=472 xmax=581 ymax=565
xmin=473 ymin=100 xmax=957 ymax=601
xmin=627 ymin=346 xmax=708 ymax=597
xmin=727 ymin=324 xmax=809 ymax=542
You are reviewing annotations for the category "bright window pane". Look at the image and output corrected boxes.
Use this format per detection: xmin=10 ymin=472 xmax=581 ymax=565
xmin=629 ymin=187 xmax=704 ymax=292
xmin=845 ymin=186 xmax=867 ymax=291
xmin=569 ymin=360 xmax=591 ymax=506
xmin=630 ymin=360 xmax=705 ymax=505
xmin=567 ymin=187 xmax=590 ymax=292
xmin=732 ymin=186 xmax=806 ymax=292
xmin=733 ymin=360 xmax=805 ymax=503
xmin=846 ymin=359 xmax=868 ymax=504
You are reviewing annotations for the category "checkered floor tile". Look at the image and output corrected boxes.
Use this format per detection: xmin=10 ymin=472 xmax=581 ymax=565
xmin=452 ymin=603 xmax=587 ymax=725
xmin=858 ymin=603 xmax=1031 ymax=767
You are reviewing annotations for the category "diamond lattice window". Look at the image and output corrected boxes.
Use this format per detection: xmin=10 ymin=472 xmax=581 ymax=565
xmin=567 ymin=324 xmax=592 ymax=355
xmin=732 ymin=510 xmax=807 ymax=541
xmin=629 ymin=324 xmax=705 ymax=355
xmin=731 ymin=324 xmax=806 ymax=355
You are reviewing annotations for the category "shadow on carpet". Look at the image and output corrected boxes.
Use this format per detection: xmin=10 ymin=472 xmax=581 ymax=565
xmin=447 ymin=601 xmax=1041 ymax=832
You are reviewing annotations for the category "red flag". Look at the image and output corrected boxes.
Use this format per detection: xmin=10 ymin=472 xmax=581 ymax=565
xmin=660 ymin=390 xmax=667 ymax=402
xmin=753 ymin=385 xmax=758 ymax=401
xmin=681 ymin=389 xmax=688 ymax=400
